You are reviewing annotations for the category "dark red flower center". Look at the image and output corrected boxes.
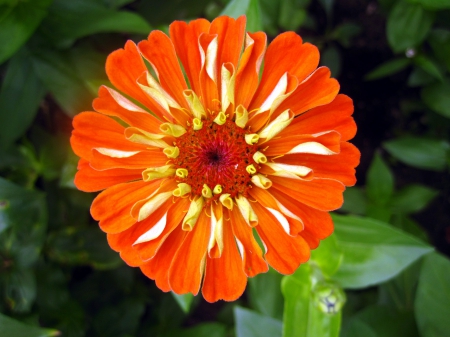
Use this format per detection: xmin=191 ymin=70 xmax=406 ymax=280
xmin=173 ymin=118 xmax=257 ymax=198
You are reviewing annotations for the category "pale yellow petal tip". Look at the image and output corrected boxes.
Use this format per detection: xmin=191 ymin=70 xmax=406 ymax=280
xmin=245 ymin=133 xmax=259 ymax=145
xmin=193 ymin=118 xmax=203 ymax=130
xmin=142 ymin=165 xmax=175 ymax=181
xmin=184 ymin=89 xmax=206 ymax=119
xmin=246 ymin=164 xmax=257 ymax=175
xmin=163 ymin=146 xmax=179 ymax=158
xmin=251 ymin=174 xmax=272 ymax=189
xmin=236 ymin=194 xmax=258 ymax=227
xmin=253 ymin=151 xmax=267 ymax=164
xmin=213 ymin=184 xmax=222 ymax=194
xmin=202 ymin=184 xmax=213 ymax=198
xmin=173 ymin=183 xmax=191 ymax=197
xmin=182 ymin=197 xmax=204 ymax=231
xmin=213 ymin=111 xmax=227 ymax=125
xmin=159 ymin=123 xmax=187 ymax=137
xmin=219 ymin=193 xmax=233 ymax=210
xmin=235 ymin=105 xmax=248 ymax=128
xmin=175 ymin=168 xmax=188 ymax=178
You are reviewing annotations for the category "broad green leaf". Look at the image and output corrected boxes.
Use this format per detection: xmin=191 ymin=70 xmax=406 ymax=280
xmin=366 ymin=204 xmax=392 ymax=223
xmin=220 ymin=0 xmax=263 ymax=32
xmin=340 ymin=187 xmax=367 ymax=215
xmin=0 ymin=0 xmax=52 ymax=64
xmin=406 ymin=0 xmax=450 ymax=9
xmin=389 ymin=184 xmax=438 ymax=214
xmin=278 ymin=0 xmax=307 ymax=31
xmin=0 ymin=48 xmax=46 ymax=150
xmin=4 ymin=269 xmax=36 ymax=313
xmin=421 ymin=81 xmax=450 ymax=118
xmin=310 ymin=234 xmax=343 ymax=277
xmin=387 ymin=1 xmax=435 ymax=53
xmin=366 ymin=152 xmax=394 ymax=206
xmin=234 ymin=306 xmax=282 ymax=337
xmin=383 ymin=136 xmax=448 ymax=171
xmin=391 ymin=214 xmax=429 ymax=242
xmin=413 ymin=55 xmax=444 ymax=81
xmin=248 ymin=268 xmax=284 ymax=319
xmin=259 ymin=0 xmax=281 ymax=35
xmin=332 ymin=214 xmax=433 ymax=288
xmin=407 ymin=67 xmax=435 ymax=87
xmin=415 ymin=253 xmax=450 ymax=337
xmin=168 ymin=323 xmax=227 ymax=337
xmin=282 ymin=264 xmax=343 ymax=337
xmin=428 ymin=29 xmax=450 ymax=72
xmin=171 ymin=293 xmax=194 ymax=314
xmin=0 ymin=313 xmax=59 ymax=337
xmin=321 ymin=46 xmax=342 ymax=78
xmin=365 ymin=58 xmax=411 ymax=81
xmin=39 ymin=0 xmax=150 ymax=47
xmin=342 ymin=319 xmax=377 ymax=337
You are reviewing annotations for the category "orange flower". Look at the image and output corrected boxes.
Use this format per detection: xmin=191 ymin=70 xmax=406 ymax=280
xmin=71 ymin=15 xmax=359 ymax=302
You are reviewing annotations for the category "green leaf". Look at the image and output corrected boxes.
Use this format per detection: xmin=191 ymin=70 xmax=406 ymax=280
xmin=0 ymin=48 xmax=46 ymax=150
xmin=415 ymin=253 xmax=450 ymax=337
xmin=4 ymin=269 xmax=36 ymax=313
xmin=342 ymin=319 xmax=377 ymax=337
xmin=39 ymin=0 xmax=151 ymax=47
xmin=321 ymin=46 xmax=342 ymax=78
xmin=310 ymin=234 xmax=343 ymax=277
xmin=365 ymin=58 xmax=411 ymax=81
xmin=282 ymin=264 xmax=343 ymax=337
xmin=428 ymin=29 xmax=450 ymax=72
xmin=383 ymin=136 xmax=449 ymax=171
xmin=421 ymin=81 xmax=450 ymax=118
xmin=387 ymin=1 xmax=435 ymax=53
xmin=278 ymin=0 xmax=307 ymax=31
xmin=234 ymin=306 xmax=282 ymax=337
xmin=413 ymin=55 xmax=444 ymax=81
xmin=169 ymin=323 xmax=227 ymax=337
xmin=366 ymin=152 xmax=394 ymax=206
xmin=0 ymin=313 xmax=59 ymax=337
xmin=331 ymin=23 xmax=362 ymax=48
xmin=220 ymin=0 xmax=263 ymax=32
xmin=248 ymin=268 xmax=284 ymax=319
xmin=332 ymin=214 xmax=433 ymax=288
xmin=171 ymin=293 xmax=194 ymax=314
xmin=406 ymin=0 xmax=450 ymax=9
xmin=389 ymin=184 xmax=438 ymax=214
xmin=0 ymin=0 xmax=52 ymax=64
xmin=407 ymin=67 xmax=435 ymax=87
xmin=340 ymin=187 xmax=367 ymax=215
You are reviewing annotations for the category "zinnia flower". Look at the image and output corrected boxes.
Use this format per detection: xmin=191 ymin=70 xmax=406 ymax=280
xmin=71 ymin=15 xmax=359 ymax=302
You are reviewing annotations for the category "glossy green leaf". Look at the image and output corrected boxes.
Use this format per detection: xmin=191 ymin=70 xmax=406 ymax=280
xmin=365 ymin=204 xmax=392 ymax=222
xmin=221 ymin=0 xmax=263 ymax=32
xmin=0 ymin=48 xmax=46 ymax=150
xmin=406 ymin=0 xmax=450 ymax=9
xmin=387 ymin=1 xmax=435 ymax=53
xmin=415 ymin=253 xmax=450 ymax=337
xmin=282 ymin=264 xmax=342 ymax=337
xmin=365 ymin=58 xmax=411 ymax=81
xmin=383 ymin=136 xmax=448 ymax=171
xmin=310 ymin=234 xmax=343 ymax=277
xmin=340 ymin=187 xmax=367 ymax=215
xmin=0 ymin=0 xmax=52 ymax=64
xmin=39 ymin=0 xmax=150 ymax=47
xmin=413 ymin=55 xmax=444 ymax=81
xmin=390 ymin=184 xmax=438 ymax=214
xmin=171 ymin=293 xmax=194 ymax=314
xmin=248 ymin=268 xmax=284 ymax=319
xmin=421 ymin=81 xmax=450 ymax=118
xmin=332 ymin=214 xmax=433 ymax=288
xmin=234 ymin=306 xmax=282 ymax=337
xmin=428 ymin=29 xmax=450 ymax=72
xmin=391 ymin=214 xmax=429 ymax=242
xmin=366 ymin=152 xmax=394 ymax=206
xmin=0 ymin=313 xmax=59 ymax=337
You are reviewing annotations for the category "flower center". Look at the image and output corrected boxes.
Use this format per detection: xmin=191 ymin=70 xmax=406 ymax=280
xmin=173 ymin=118 xmax=257 ymax=198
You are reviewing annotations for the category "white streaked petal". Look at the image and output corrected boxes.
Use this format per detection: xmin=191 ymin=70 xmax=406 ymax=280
xmin=182 ymin=197 xmax=204 ymax=231
xmin=125 ymin=127 xmax=169 ymax=148
xmin=137 ymin=191 xmax=172 ymax=222
xmin=221 ymin=63 xmax=236 ymax=112
xmin=259 ymin=73 xmax=288 ymax=112
xmin=207 ymin=207 xmax=224 ymax=257
xmin=94 ymin=148 xmax=140 ymax=158
xmin=106 ymin=87 xmax=147 ymax=112
xmin=236 ymin=194 xmax=258 ymax=227
xmin=287 ymin=141 xmax=337 ymax=155
xmin=267 ymin=208 xmax=290 ymax=235
xmin=258 ymin=109 xmax=293 ymax=141
xmin=133 ymin=213 xmax=167 ymax=245
xmin=265 ymin=163 xmax=312 ymax=177
xmin=206 ymin=36 xmax=218 ymax=83
xmin=275 ymin=201 xmax=304 ymax=229
xmin=235 ymin=237 xmax=244 ymax=260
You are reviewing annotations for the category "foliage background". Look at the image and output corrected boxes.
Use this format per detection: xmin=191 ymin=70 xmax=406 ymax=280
xmin=1 ymin=0 xmax=450 ymax=336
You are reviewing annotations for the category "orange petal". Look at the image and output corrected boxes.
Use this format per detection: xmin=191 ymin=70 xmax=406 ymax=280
xmin=249 ymin=32 xmax=319 ymax=111
xmin=202 ymin=218 xmax=247 ymax=302
xmin=276 ymin=142 xmax=360 ymax=186
xmin=270 ymin=176 xmax=345 ymax=211
xmin=74 ymin=158 xmax=141 ymax=192
xmin=105 ymin=40 xmax=168 ymax=119
xmin=252 ymin=202 xmax=310 ymax=274
xmin=90 ymin=149 xmax=167 ymax=170
xmin=140 ymin=225 xmax=187 ymax=292
xmin=198 ymin=33 xmax=220 ymax=112
xmin=283 ymin=94 xmax=357 ymax=141
xmin=169 ymin=19 xmax=211 ymax=95
xmin=91 ymin=180 xmax=161 ymax=234
xmin=93 ymin=86 xmax=161 ymax=133
xmin=235 ymin=32 xmax=267 ymax=109
xmin=133 ymin=197 xmax=190 ymax=261
xmin=229 ymin=207 xmax=269 ymax=277
xmin=274 ymin=67 xmax=340 ymax=117
xmin=71 ymin=112 xmax=146 ymax=161
xmin=169 ymin=210 xmax=210 ymax=295
xmin=138 ymin=31 xmax=189 ymax=110
xmin=269 ymin=187 xmax=334 ymax=240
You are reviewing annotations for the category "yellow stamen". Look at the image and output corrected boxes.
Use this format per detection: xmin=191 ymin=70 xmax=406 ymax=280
xmin=163 ymin=146 xmax=179 ymax=158
xmin=213 ymin=184 xmax=222 ymax=194
xmin=202 ymin=184 xmax=213 ymax=198
xmin=246 ymin=164 xmax=257 ymax=175
xmin=175 ymin=168 xmax=188 ymax=178
xmin=213 ymin=111 xmax=227 ymax=125
xmin=219 ymin=193 xmax=233 ymax=210
xmin=173 ymin=183 xmax=191 ymax=197
xmin=182 ymin=197 xmax=204 ymax=231
xmin=193 ymin=118 xmax=203 ymax=130
xmin=142 ymin=165 xmax=175 ymax=181
xmin=253 ymin=151 xmax=267 ymax=164
xmin=251 ymin=174 xmax=272 ymax=189
xmin=245 ymin=133 xmax=259 ymax=145
xmin=159 ymin=123 xmax=187 ymax=137
xmin=235 ymin=105 xmax=249 ymax=128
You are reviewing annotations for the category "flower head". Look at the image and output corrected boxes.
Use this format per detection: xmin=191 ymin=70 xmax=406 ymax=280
xmin=71 ymin=15 xmax=359 ymax=302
